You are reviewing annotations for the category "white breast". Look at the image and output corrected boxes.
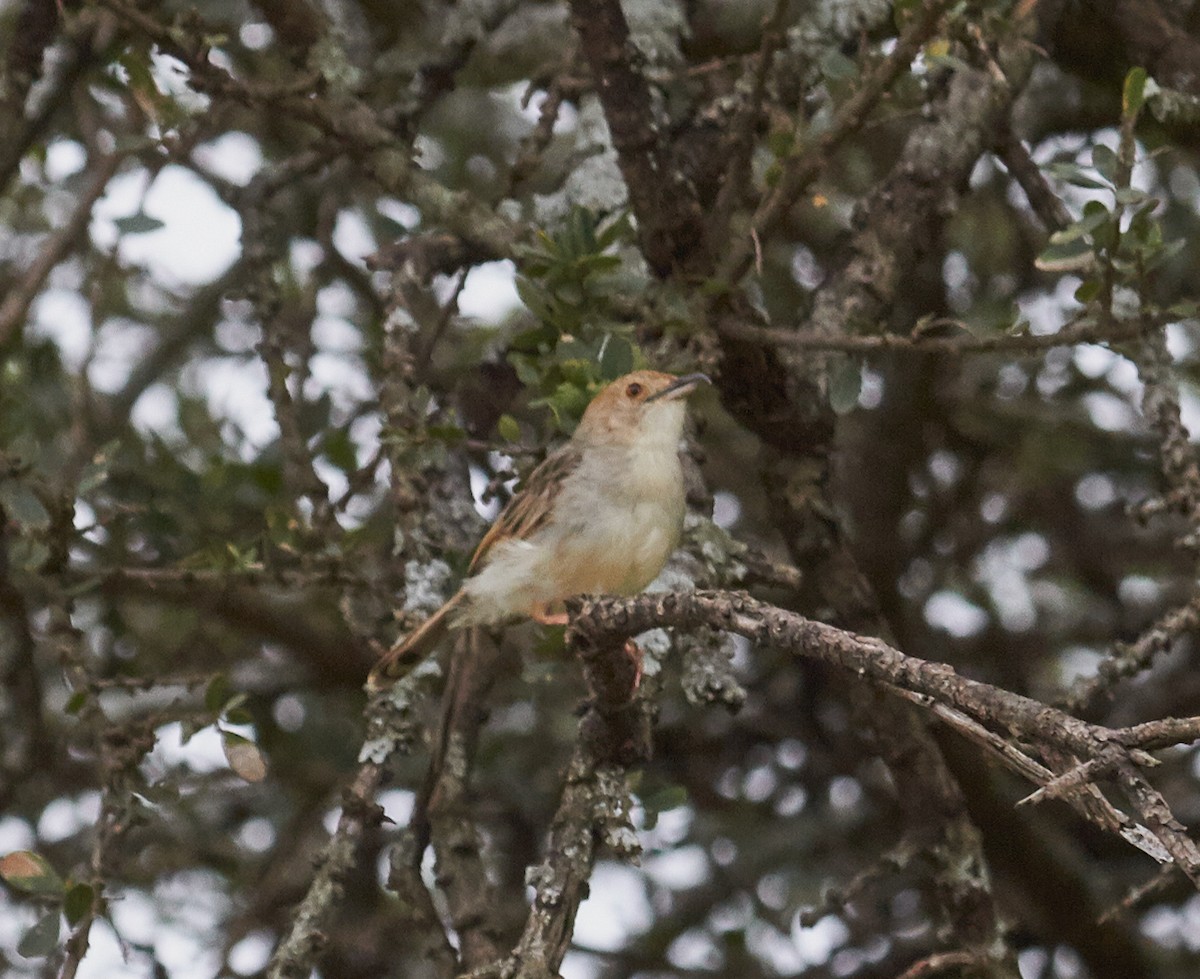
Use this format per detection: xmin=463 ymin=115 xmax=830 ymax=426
xmin=461 ymin=434 xmax=686 ymax=623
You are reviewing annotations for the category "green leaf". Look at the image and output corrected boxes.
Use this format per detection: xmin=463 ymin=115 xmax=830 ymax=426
xmin=1123 ymin=67 xmax=1148 ymax=118
xmin=556 ymin=359 xmax=595 ymax=387
xmin=641 ymin=784 xmax=689 ymax=830
xmin=322 ymin=429 xmax=358 ymax=472
xmin=118 ymin=47 xmax=159 ymax=97
xmin=556 ymin=338 xmax=591 ymax=362
xmin=179 ymin=717 xmax=204 ymax=743
xmin=1092 ymin=210 xmax=1120 ymax=251
xmin=77 ymin=442 xmax=118 ymax=495
xmin=1166 ymin=300 xmax=1200 ymax=319
xmin=204 ymin=674 xmax=231 ymax=714
xmin=63 ymin=883 xmax=94 ymax=926
xmin=1143 ymin=236 xmax=1184 ymax=270
xmin=1035 ymin=238 xmax=1094 ymax=273
xmin=554 ymin=281 xmax=584 ymax=306
xmin=1114 ymin=186 xmax=1152 ymax=207
xmin=820 ymin=50 xmax=858 ymax=81
xmin=17 ymin=911 xmax=60 ymax=958
xmin=1074 ymin=279 xmax=1102 ymax=303
xmin=828 ymin=360 xmax=862 ymax=415
xmin=598 ymin=335 xmax=634 ymax=379
xmin=0 ymin=482 xmax=51 ymax=530
xmin=594 ymin=211 xmax=632 ymax=250
xmin=114 ymin=212 xmax=166 ymax=235
xmin=0 ymin=851 xmax=65 ymax=896
xmin=111 ymin=133 xmax=159 ymax=154
xmin=767 ymin=127 xmax=794 ymax=158
xmin=65 ymin=690 xmax=88 ymax=715
xmin=224 ymin=691 xmax=250 ymax=714
xmin=1092 ymin=144 xmax=1119 ymax=183
xmin=426 ymin=423 xmax=466 ymax=445
xmin=222 ymin=732 xmax=268 ymax=782
xmin=497 ymin=414 xmax=521 ymax=442
xmin=1048 ymin=203 xmax=1110 ymax=246
xmin=514 ymin=276 xmax=557 ymax=324
xmin=14 ymin=540 xmax=49 ymax=573
xmin=1045 ymin=162 xmax=1110 ymax=190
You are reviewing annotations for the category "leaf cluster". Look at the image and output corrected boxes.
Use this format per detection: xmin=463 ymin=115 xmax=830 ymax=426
xmin=507 ymin=208 xmax=644 ymax=434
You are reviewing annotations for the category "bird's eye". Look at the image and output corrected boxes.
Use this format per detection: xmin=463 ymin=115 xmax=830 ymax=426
xmin=626 ymin=382 xmax=643 ymax=398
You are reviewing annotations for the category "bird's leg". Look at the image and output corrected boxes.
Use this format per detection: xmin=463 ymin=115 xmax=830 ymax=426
xmin=531 ymin=605 xmax=641 ymax=687
xmin=531 ymin=607 xmax=570 ymax=627
xmin=624 ymin=638 xmax=644 ymax=690
xmin=531 ymin=604 xmax=641 ymax=688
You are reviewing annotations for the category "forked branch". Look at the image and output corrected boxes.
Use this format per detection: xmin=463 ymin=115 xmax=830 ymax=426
xmin=566 ymin=590 xmax=1200 ymax=886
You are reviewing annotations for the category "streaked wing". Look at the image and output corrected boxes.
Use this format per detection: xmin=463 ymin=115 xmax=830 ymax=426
xmin=468 ymin=443 xmax=582 ymax=573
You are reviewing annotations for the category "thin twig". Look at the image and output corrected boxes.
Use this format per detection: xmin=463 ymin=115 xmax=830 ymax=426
xmin=995 ymin=129 xmax=1072 ymax=232
xmin=715 ymin=0 xmax=958 ymax=288
xmin=706 ymin=0 xmax=790 ymax=245
xmin=0 ymin=152 xmax=121 ymax=347
xmin=1062 ymin=597 xmax=1200 ymax=715
xmin=895 ymin=951 xmax=985 ymax=979
xmin=718 ymin=312 xmax=1153 ymax=356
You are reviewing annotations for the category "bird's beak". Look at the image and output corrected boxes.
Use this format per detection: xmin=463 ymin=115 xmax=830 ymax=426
xmin=647 ymin=373 xmax=711 ymax=402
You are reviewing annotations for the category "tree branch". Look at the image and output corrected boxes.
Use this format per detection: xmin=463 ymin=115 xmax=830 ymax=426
xmin=567 ymin=589 xmax=1200 ymax=886
xmin=0 ymin=151 xmax=121 ymax=348
xmin=566 ymin=0 xmax=706 ymax=276
xmin=715 ymin=0 xmax=960 ymax=290
xmin=266 ymin=667 xmax=437 ymax=979
xmin=718 ymin=311 xmax=1153 ymax=355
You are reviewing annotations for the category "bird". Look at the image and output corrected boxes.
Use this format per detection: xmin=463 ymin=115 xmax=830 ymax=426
xmin=368 ymin=369 xmax=709 ymax=688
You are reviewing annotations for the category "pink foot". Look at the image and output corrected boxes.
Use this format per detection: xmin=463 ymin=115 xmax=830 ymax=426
xmin=624 ymin=639 xmax=643 ymax=691
xmin=532 ymin=610 xmax=570 ymax=627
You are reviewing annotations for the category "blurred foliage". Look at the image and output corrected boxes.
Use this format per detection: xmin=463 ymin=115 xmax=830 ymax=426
xmin=510 ymin=208 xmax=643 ymax=431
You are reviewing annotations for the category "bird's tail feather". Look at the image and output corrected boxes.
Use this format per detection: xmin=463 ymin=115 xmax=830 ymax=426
xmin=368 ymin=591 xmax=463 ymax=689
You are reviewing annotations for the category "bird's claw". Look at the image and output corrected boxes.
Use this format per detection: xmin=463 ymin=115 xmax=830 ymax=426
xmin=624 ymin=638 xmax=643 ymax=691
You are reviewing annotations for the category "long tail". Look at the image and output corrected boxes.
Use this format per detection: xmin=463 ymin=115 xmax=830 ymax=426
xmin=368 ymin=590 xmax=464 ymax=689
xmin=408 ymin=626 xmax=503 ymax=859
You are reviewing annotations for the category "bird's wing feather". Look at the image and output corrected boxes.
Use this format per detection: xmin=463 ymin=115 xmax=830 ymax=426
xmin=468 ymin=443 xmax=583 ymax=573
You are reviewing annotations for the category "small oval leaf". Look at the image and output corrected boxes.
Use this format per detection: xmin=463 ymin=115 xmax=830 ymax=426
xmin=1123 ymin=67 xmax=1148 ymax=118
xmin=497 ymin=414 xmax=521 ymax=443
xmin=114 ymin=211 xmax=166 ymax=235
xmin=18 ymin=911 xmax=61 ymax=958
xmin=0 ymin=851 xmax=65 ymax=896
xmin=828 ymin=360 xmax=862 ymax=416
xmin=223 ymin=733 xmax=268 ymax=782
xmin=63 ymin=882 xmax=95 ymax=926
xmin=0 ymin=482 xmax=51 ymax=530
xmin=1092 ymin=144 xmax=1119 ymax=182
xmin=204 ymin=674 xmax=230 ymax=714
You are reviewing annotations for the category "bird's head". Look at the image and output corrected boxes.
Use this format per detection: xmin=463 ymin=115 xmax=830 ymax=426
xmin=575 ymin=370 xmax=709 ymax=448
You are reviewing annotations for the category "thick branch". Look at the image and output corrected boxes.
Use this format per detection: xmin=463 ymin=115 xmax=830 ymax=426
xmin=267 ymin=667 xmax=437 ymax=979
xmin=265 ymin=765 xmax=386 ymax=979
xmin=568 ymin=590 xmax=1200 ymax=885
xmin=472 ymin=748 xmax=638 ymax=979
xmin=566 ymin=0 xmax=706 ymax=276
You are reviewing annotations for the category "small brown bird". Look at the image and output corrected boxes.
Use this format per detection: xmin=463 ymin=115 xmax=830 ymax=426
xmin=369 ymin=369 xmax=709 ymax=688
